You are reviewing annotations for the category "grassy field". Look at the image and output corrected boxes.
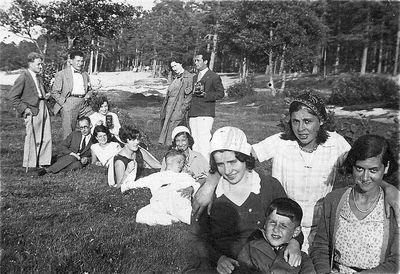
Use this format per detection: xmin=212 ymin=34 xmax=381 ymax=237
xmin=0 ymin=82 xmax=398 ymax=273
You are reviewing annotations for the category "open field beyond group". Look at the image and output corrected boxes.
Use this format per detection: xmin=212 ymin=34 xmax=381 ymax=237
xmin=1 ymin=71 xmax=399 ymax=273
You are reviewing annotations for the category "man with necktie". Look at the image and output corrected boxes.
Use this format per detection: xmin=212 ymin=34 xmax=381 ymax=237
xmin=51 ymin=50 xmax=94 ymax=139
xmin=189 ymin=52 xmax=224 ymax=161
xmin=9 ymin=52 xmax=52 ymax=169
xmin=38 ymin=116 xmax=93 ymax=176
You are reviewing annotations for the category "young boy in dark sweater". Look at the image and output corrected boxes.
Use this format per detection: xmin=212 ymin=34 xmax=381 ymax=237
xmin=236 ymin=197 xmax=316 ymax=274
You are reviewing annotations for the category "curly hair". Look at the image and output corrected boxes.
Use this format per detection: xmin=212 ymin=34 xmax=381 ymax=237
xmin=92 ymin=95 xmax=111 ymax=112
xmin=209 ymin=150 xmax=256 ymax=174
xmin=280 ymin=101 xmax=329 ymax=145
xmin=119 ymin=125 xmax=141 ymax=143
xmin=92 ymin=125 xmax=112 ymax=144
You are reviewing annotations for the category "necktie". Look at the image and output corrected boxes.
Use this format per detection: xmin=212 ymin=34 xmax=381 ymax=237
xmin=36 ymin=75 xmax=45 ymax=98
xmin=80 ymin=136 xmax=86 ymax=152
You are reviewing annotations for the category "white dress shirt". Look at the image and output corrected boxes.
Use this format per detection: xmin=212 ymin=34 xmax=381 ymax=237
xmin=71 ymin=67 xmax=85 ymax=95
xmin=28 ymin=69 xmax=43 ymax=97
xmin=197 ymin=67 xmax=208 ymax=82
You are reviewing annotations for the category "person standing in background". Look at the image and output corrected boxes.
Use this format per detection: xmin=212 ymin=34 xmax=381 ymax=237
xmin=159 ymin=59 xmax=193 ymax=146
xmin=9 ymin=52 xmax=52 ymax=169
xmin=188 ymin=52 xmax=224 ymax=161
xmin=51 ymin=50 xmax=94 ymax=139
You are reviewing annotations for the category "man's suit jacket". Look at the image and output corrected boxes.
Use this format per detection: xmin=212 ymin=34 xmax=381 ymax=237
xmin=59 ymin=131 xmax=92 ymax=158
xmin=9 ymin=69 xmax=47 ymax=116
xmin=48 ymin=131 xmax=93 ymax=173
xmin=51 ymin=66 xmax=92 ymax=115
xmin=189 ymin=69 xmax=224 ymax=117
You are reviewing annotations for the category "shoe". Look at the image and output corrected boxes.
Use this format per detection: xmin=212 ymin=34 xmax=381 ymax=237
xmin=38 ymin=168 xmax=47 ymax=176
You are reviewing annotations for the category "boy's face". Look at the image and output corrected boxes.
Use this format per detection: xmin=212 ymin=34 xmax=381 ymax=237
xmin=264 ymin=209 xmax=300 ymax=247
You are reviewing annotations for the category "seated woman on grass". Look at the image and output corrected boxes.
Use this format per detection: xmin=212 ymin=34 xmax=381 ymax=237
xmin=108 ymin=125 xmax=161 ymax=187
xmin=161 ymin=126 xmax=209 ymax=184
xmin=310 ymin=135 xmax=399 ymax=274
xmin=91 ymin=125 xmax=121 ymax=167
xmin=188 ymin=127 xmax=303 ymax=273
xmin=89 ymin=95 xmax=121 ymax=139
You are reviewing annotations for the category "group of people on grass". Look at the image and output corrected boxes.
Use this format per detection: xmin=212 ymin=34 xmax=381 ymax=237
xmin=10 ymin=50 xmax=399 ymax=273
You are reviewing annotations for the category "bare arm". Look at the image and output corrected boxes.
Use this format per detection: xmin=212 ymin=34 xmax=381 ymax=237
xmin=114 ymin=160 xmax=136 ymax=186
xmin=91 ymin=148 xmax=99 ymax=164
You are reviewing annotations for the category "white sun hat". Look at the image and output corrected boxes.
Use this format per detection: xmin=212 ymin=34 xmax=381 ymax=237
xmin=171 ymin=126 xmax=191 ymax=140
xmin=210 ymin=126 xmax=252 ymax=156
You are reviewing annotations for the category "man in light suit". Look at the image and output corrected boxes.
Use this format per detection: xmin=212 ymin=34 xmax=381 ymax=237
xmin=51 ymin=50 xmax=94 ymax=139
xmin=9 ymin=52 xmax=52 ymax=168
xmin=38 ymin=116 xmax=93 ymax=175
xmin=189 ymin=52 xmax=224 ymax=161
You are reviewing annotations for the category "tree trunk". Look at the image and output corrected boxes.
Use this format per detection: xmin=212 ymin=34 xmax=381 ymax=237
xmin=394 ymin=12 xmax=400 ymax=75
xmin=334 ymin=43 xmax=340 ymax=74
xmin=152 ymin=59 xmax=157 ymax=78
xmin=360 ymin=46 xmax=368 ymax=75
xmin=279 ymin=44 xmax=286 ymax=76
xmin=210 ymin=33 xmax=218 ymax=71
xmin=67 ymin=36 xmax=75 ymax=50
xmin=378 ymin=35 xmax=384 ymax=74
xmin=280 ymin=70 xmax=286 ymax=92
xmin=94 ymin=39 xmax=99 ymax=74
xmin=88 ymin=39 xmax=94 ymax=74
xmin=323 ymin=46 xmax=327 ymax=77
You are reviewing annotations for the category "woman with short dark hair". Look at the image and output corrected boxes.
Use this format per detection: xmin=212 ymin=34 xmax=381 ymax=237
xmin=189 ymin=127 xmax=303 ymax=273
xmin=108 ymin=125 xmax=161 ymax=187
xmin=310 ymin=134 xmax=399 ymax=273
xmin=89 ymin=95 xmax=121 ymax=138
xmin=91 ymin=125 xmax=120 ymax=167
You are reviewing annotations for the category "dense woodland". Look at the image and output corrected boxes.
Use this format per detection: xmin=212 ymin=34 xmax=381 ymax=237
xmin=1 ymin=0 xmax=399 ymax=78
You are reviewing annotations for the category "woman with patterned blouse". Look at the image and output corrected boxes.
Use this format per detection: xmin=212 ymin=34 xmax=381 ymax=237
xmin=310 ymin=135 xmax=399 ymax=273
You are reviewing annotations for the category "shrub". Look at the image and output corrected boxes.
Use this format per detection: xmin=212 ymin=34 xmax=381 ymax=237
xmin=226 ymin=76 xmax=256 ymax=98
xmin=328 ymin=74 xmax=399 ymax=107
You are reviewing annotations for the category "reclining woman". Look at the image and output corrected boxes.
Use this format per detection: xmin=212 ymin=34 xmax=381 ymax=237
xmin=161 ymin=126 xmax=209 ymax=184
xmin=310 ymin=135 xmax=399 ymax=273
xmin=192 ymin=91 xmax=400 ymax=252
xmin=91 ymin=125 xmax=121 ymax=167
xmin=188 ymin=127 xmax=303 ymax=273
xmin=107 ymin=125 xmax=161 ymax=187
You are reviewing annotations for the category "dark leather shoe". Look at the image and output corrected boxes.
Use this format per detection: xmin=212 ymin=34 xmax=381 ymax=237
xmin=38 ymin=168 xmax=47 ymax=176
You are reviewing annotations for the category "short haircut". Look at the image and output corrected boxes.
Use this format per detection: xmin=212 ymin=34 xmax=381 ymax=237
xmin=69 ymin=50 xmax=84 ymax=59
xmin=265 ymin=197 xmax=303 ymax=226
xmin=119 ymin=125 xmax=141 ymax=143
xmin=344 ymin=134 xmax=398 ymax=176
xmin=164 ymin=149 xmax=186 ymax=165
xmin=78 ymin=116 xmax=91 ymax=125
xmin=196 ymin=51 xmax=211 ymax=64
xmin=27 ymin=52 xmax=43 ymax=63
xmin=92 ymin=125 xmax=112 ymax=144
xmin=281 ymin=102 xmax=329 ymax=145
xmin=172 ymin=132 xmax=194 ymax=150
xmin=92 ymin=95 xmax=111 ymax=112
xmin=209 ymin=150 xmax=255 ymax=174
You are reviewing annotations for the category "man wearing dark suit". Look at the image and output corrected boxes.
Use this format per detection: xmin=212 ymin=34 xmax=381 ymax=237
xmin=9 ymin=52 xmax=52 ymax=168
xmin=38 ymin=116 xmax=93 ymax=175
xmin=189 ymin=52 xmax=224 ymax=161
xmin=51 ymin=50 xmax=94 ymax=139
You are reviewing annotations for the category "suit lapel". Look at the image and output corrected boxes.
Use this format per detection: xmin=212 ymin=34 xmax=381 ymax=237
xmin=25 ymin=70 xmax=39 ymax=98
xmin=66 ymin=67 xmax=73 ymax=95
